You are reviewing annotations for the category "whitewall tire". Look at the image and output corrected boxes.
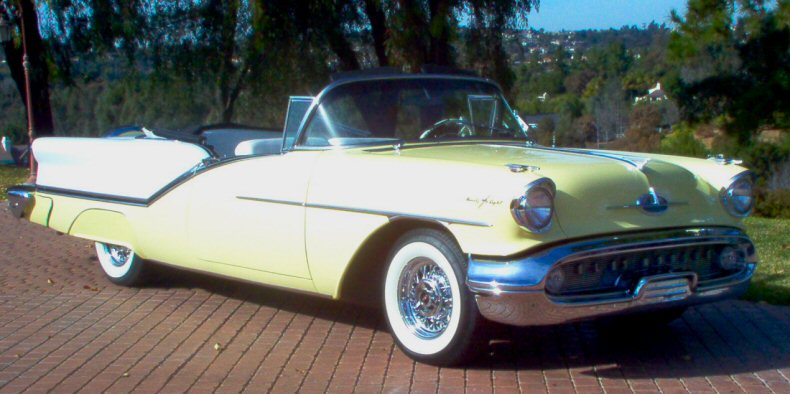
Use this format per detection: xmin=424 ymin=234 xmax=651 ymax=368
xmin=95 ymin=242 xmax=147 ymax=286
xmin=383 ymin=229 xmax=482 ymax=366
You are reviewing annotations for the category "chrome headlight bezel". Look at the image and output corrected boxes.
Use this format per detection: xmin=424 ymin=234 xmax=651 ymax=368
xmin=511 ymin=178 xmax=556 ymax=233
xmin=720 ymin=171 xmax=754 ymax=218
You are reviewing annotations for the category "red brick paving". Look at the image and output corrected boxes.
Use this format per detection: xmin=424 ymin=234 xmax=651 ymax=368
xmin=1 ymin=202 xmax=789 ymax=393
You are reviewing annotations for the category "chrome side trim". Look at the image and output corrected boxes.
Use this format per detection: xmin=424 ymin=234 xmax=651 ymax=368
xmin=34 ymin=155 xmax=258 ymax=207
xmin=236 ymin=196 xmax=305 ymax=207
xmin=33 ymin=186 xmax=149 ymax=206
xmin=308 ymin=203 xmax=493 ymax=227
xmin=525 ymin=145 xmax=651 ymax=170
xmin=235 ymin=196 xmax=492 ymax=227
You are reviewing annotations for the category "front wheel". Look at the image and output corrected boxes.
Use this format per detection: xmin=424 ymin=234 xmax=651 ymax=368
xmin=95 ymin=242 xmax=147 ymax=286
xmin=383 ymin=229 xmax=483 ymax=366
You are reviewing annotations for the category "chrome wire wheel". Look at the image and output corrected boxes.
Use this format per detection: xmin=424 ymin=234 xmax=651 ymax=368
xmin=107 ymin=245 xmax=132 ymax=267
xmin=95 ymin=242 xmax=147 ymax=286
xmin=384 ymin=232 xmax=478 ymax=364
xmin=398 ymin=257 xmax=454 ymax=339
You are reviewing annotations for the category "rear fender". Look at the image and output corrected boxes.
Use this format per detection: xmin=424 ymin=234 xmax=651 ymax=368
xmin=69 ymin=209 xmax=136 ymax=252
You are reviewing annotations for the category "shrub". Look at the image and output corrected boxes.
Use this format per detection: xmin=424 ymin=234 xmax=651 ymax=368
xmin=754 ymin=189 xmax=790 ymax=219
xmin=0 ymin=125 xmax=28 ymax=145
xmin=659 ymin=124 xmax=708 ymax=158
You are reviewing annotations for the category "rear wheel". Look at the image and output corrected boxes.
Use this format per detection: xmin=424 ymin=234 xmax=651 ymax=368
xmin=95 ymin=242 xmax=147 ymax=286
xmin=383 ymin=229 xmax=483 ymax=366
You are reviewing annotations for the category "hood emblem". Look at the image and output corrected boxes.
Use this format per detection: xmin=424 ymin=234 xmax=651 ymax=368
xmin=506 ymin=163 xmax=540 ymax=173
xmin=636 ymin=188 xmax=669 ymax=215
xmin=607 ymin=187 xmax=686 ymax=215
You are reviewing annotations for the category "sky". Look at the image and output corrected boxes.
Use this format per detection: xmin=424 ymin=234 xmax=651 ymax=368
xmin=526 ymin=0 xmax=689 ymax=31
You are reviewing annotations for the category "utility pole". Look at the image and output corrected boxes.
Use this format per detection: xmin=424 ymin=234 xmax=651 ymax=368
xmin=19 ymin=3 xmax=36 ymax=182
xmin=0 ymin=3 xmax=36 ymax=182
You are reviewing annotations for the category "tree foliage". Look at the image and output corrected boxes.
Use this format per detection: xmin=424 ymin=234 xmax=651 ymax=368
xmin=659 ymin=123 xmax=708 ymax=158
xmin=621 ymin=103 xmax=662 ymax=152
xmin=511 ymin=25 xmax=673 ymax=148
xmin=1 ymin=0 xmax=55 ymax=138
xmin=1 ymin=0 xmax=539 ymax=136
xmin=669 ymin=0 xmax=790 ymax=143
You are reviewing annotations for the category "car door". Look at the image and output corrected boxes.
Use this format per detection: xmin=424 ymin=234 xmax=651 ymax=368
xmin=187 ymin=96 xmax=317 ymax=279
xmin=187 ymin=151 xmax=321 ymax=278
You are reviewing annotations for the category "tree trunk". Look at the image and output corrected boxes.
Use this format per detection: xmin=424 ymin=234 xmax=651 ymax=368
xmin=213 ymin=0 xmax=241 ymax=123
xmin=221 ymin=66 xmax=249 ymax=124
xmin=362 ymin=0 xmax=389 ymax=67
xmin=325 ymin=18 xmax=361 ymax=71
xmin=2 ymin=0 xmax=55 ymax=140
xmin=427 ymin=0 xmax=452 ymax=66
xmin=397 ymin=0 xmax=429 ymax=71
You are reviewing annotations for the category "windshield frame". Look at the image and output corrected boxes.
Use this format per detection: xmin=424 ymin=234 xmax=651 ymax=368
xmin=290 ymin=74 xmax=529 ymax=151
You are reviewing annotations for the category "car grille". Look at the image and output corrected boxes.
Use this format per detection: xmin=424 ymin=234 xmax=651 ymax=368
xmin=546 ymin=243 xmax=745 ymax=297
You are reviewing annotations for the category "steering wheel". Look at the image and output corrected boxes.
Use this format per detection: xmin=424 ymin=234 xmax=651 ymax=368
xmin=419 ymin=118 xmax=474 ymax=140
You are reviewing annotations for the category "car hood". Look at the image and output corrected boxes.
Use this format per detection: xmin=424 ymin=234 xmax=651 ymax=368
xmin=375 ymin=142 xmax=745 ymax=238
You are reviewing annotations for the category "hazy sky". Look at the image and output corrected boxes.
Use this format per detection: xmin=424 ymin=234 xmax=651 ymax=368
xmin=526 ymin=0 xmax=688 ymax=31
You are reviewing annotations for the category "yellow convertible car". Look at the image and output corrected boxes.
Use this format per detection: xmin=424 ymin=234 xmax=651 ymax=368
xmin=8 ymin=71 xmax=757 ymax=365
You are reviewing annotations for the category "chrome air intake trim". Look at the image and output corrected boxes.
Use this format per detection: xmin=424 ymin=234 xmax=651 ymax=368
xmin=466 ymin=227 xmax=757 ymax=326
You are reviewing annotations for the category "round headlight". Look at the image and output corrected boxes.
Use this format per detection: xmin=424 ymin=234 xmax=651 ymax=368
xmin=721 ymin=173 xmax=753 ymax=217
xmin=511 ymin=178 xmax=556 ymax=233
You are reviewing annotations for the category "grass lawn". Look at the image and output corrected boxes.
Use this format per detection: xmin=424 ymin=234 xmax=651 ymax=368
xmin=0 ymin=166 xmax=786 ymax=304
xmin=743 ymin=217 xmax=790 ymax=305
xmin=0 ymin=165 xmax=28 ymax=200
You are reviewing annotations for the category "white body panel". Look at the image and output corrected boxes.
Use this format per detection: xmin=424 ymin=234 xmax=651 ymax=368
xmin=33 ymin=137 xmax=210 ymax=200
xmin=187 ymin=153 xmax=320 ymax=279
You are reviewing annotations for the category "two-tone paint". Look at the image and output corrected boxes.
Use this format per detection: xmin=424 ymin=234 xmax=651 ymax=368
xmin=12 ymin=139 xmax=752 ymax=302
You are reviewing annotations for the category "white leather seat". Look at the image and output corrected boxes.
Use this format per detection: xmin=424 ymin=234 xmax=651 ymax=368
xmin=234 ymin=139 xmax=282 ymax=156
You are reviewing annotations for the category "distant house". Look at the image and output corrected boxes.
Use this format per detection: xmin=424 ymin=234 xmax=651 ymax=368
xmin=634 ymin=82 xmax=667 ymax=104
xmin=520 ymin=113 xmax=560 ymax=132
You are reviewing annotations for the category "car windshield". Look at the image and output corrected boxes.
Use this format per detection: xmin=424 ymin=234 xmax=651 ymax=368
xmin=299 ymin=78 xmax=529 ymax=147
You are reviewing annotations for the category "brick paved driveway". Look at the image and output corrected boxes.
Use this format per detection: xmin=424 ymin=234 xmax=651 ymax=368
xmin=1 ymin=203 xmax=789 ymax=393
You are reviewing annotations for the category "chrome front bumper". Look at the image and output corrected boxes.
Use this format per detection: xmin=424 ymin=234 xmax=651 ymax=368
xmin=466 ymin=227 xmax=757 ymax=326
